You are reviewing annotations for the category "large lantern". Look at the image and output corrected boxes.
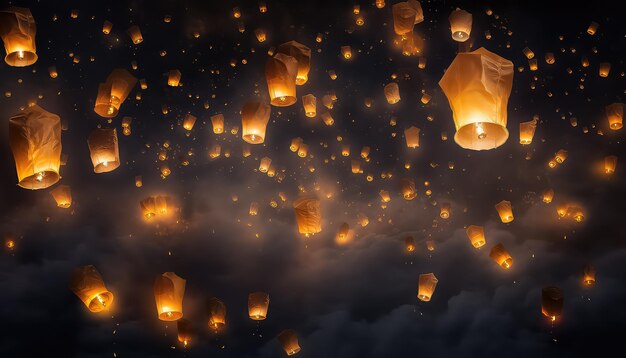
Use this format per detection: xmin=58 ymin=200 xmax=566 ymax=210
xmin=277 ymin=41 xmax=311 ymax=85
xmin=606 ymin=103 xmax=623 ymax=130
xmin=69 ymin=265 xmax=114 ymax=313
xmin=207 ymin=297 xmax=227 ymax=330
xmin=88 ymin=128 xmax=120 ymax=173
xmin=248 ymin=291 xmax=270 ymax=320
xmin=449 ymin=8 xmax=472 ymax=42
xmin=541 ymin=286 xmax=563 ymax=322
xmin=466 ymin=225 xmax=486 ymax=248
xmin=94 ymin=69 xmax=137 ymax=118
xmin=51 ymin=184 xmax=72 ymax=208
xmin=154 ymin=272 xmax=186 ymax=321
xmin=405 ymin=126 xmax=420 ymax=148
xmin=241 ymin=101 xmax=271 ymax=144
xmin=266 ymin=53 xmax=298 ymax=106
xmin=439 ymin=48 xmax=513 ymax=150
xmin=495 ymin=200 xmax=514 ymax=223
xmin=278 ymin=329 xmax=301 ymax=356
xmin=417 ymin=273 xmax=438 ymax=302
xmin=0 ymin=7 xmax=37 ymax=66
xmin=293 ymin=196 xmax=322 ymax=236
xmin=384 ymin=82 xmax=401 ymax=104
xmin=604 ymin=155 xmax=617 ymax=174
xmin=489 ymin=243 xmax=513 ymax=269
xmin=519 ymin=117 xmax=538 ymax=145
xmin=9 ymin=105 xmax=61 ymax=189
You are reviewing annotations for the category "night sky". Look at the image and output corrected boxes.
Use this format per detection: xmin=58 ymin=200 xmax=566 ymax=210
xmin=1 ymin=0 xmax=625 ymax=357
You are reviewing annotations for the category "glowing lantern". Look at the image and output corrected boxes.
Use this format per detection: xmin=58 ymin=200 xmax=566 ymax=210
xmin=259 ymin=157 xmax=272 ymax=173
xmin=48 ymin=66 xmax=58 ymax=78
xmin=177 ymin=319 xmax=193 ymax=347
xmin=392 ymin=1 xmax=423 ymax=36
xmin=135 ymin=175 xmax=142 ymax=187
xmin=529 ymin=59 xmax=538 ymax=71
xmin=9 ymin=105 xmax=61 ymax=189
xmin=183 ymin=114 xmax=197 ymax=131
xmin=357 ymin=213 xmax=369 ymax=227
xmin=278 ymin=329 xmax=301 ymax=356
xmin=417 ymin=273 xmax=438 ymax=302
xmin=233 ymin=7 xmax=241 ymax=18
xmin=439 ymin=48 xmax=513 ymax=150
xmin=351 ymin=160 xmax=362 ymax=174
xmin=70 ymin=265 xmax=114 ymax=313
xmin=495 ymin=200 xmax=513 ymax=223
xmin=599 ymin=62 xmax=610 ymax=77
xmin=127 ymin=25 xmax=143 ymax=44
xmin=489 ymin=243 xmax=513 ymax=269
xmin=241 ymin=101 xmax=271 ymax=144
xmin=302 ymin=94 xmax=316 ymax=117
xmin=207 ymin=297 xmax=226 ymax=330
xmin=545 ymin=52 xmax=555 ymax=64
xmin=298 ymin=144 xmax=308 ymax=158
xmin=341 ymin=145 xmax=350 ymax=157
xmin=51 ymin=184 xmax=72 ymax=208
xmin=290 ymin=137 xmax=303 ymax=152
xmin=522 ymin=47 xmax=534 ymax=59
xmin=449 ymin=8 xmax=472 ymax=42
xmin=587 ymin=21 xmax=599 ymax=35
xmin=379 ymin=190 xmax=391 ymax=203
xmin=341 ymin=46 xmax=352 ymax=59
xmin=318 ymin=112 xmax=333 ymax=126
xmin=420 ymin=93 xmax=431 ymax=104
xmin=249 ymin=202 xmax=259 ymax=216
xmin=541 ymin=286 xmax=563 ymax=322
xmin=418 ymin=56 xmax=426 ymax=69
xmin=336 ymin=222 xmax=350 ymax=243
xmin=154 ymin=272 xmax=186 ymax=321
xmin=400 ymin=178 xmax=417 ymax=200
xmin=121 ymin=116 xmax=132 ymax=136
xmin=254 ymin=28 xmax=266 ymax=42
xmin=361 ymin=146 xmax=370 ymax=159
xmin=376 ymin=0 xmax=385 ymax=8
xmin=208 ymin=144 xmax=221 ymax=159
xmin=168 ymin=69 xmax=182 ymax=86
xmin=266 ymin=53 xmax=298 ymax=106
xmin=405 ymin=236 xmax=416 ymax=252
xmin=604 ymin=155 xmax=617 ymax=174
xmin=384 ymin=82 xmax=400 ymax=104
xmin=439 ymin=203 xmax=451 ymax=219
xmin=293 ymin=196 xmax=322 ymax=236
xmin=519 ymin=118 xmax=538 ymax=144
xmin=248 ymin=292 xmax=270 ymax=320
xmin=277 ymin=41 xmax=311 ymax=85
xmin=583 ymin=265 xmax=595 ymax=286
xmin=102 ymin=20 xmax=113 ymax=34
xmin=466 ymin=225 xmax=486 ymax=248
xmin=88 ymin=128 xmax=120 ymax=173
xmin=94 ymin=69 xmax=137 ymax=118
xmin=542 ymin=189 xmax=554 ymax=203
xmin=606 ymin=103 xmax=623 ymax=130
xmin=405 ymin=126 xmax=420 ymax=148
xmin=555 ymin=149 xmax=568 ymax=164
xmin=569 ymin=206 xmax=584 ymax=222
xmin=0 ymin=7 xmax=37 ymax=66
xmin=211 ymin=114 xmax=224 ymax=134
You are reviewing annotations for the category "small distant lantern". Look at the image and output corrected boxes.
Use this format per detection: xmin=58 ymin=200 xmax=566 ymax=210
xmin=182 ymin=113 xmax=197 ymax=131
xmin=70 ymin=265 xmax=114 ymax=313
xmin=278 ymin=329 xmax=301 ymax=356
xmin=259 ymin=157 xmax=272 ymax=173
xmin=211 ymin=114 xmax=224 ymax=134
xmin=154 ymin=272 xmax=186 ymax=321
xmin=168 ymin=69 xmax=182 ymax=86
xmin=102 ymin=20 xmax=113 ymax=34
xmin=599 ymin=62 xmax=610 ymax=77
xmin=127 ymin=25 xmax=143 ymax=44
xmin=519 ymin=117 xmax=538 ymax=144
xmin=384 ymin=82 xmax=401 ymax=104
xmin=0 ymin=7 xmax=38 ymax=67
xmin=249 ymin=202 xmax=259 ymax=216
xmin=583 ymin=265 xmax=595 ymax=286
xmin=51 ymin=184 xmax=72 ymax=208
xmin=405 ymin=126 xmax=420 ymax=148
xmin=266 ymin=53 xmax=298 ymax=106
xmin=555 ymin=149 xmax=568 ymax=164
xmin=495 ymin=200 xmax=514 ymax=223
xmin=302 ymin=94 xmax=316 ymax=117
xmin=177 ymin=319 xmax=193 ymax=347
xmin=361 ymin=146 xmax=370 ymax=159
xmin=400 ymin=178 xmax=417 ymax=200
xmin=417 ymin=273 xmax=438 ymax=302
xmin=88 ymin=128 xmax=120 ymax=173
xmin=121 ymin=116 xmax=132 ymax=136
xmin=439 ymin=203 xmax=451 ymax=219
xmin=466 ymin=225 xmax=486 ymax=248
xmin=489 ymin=243 xmax=513 ymax=269
xmin=606 ymin=103 xmax=623 ymax=130
xmin=449 ymin=8 xmax=472 ymax=42
xmin=135 ymin=175 xmax=142 ymax=187
xmin=341 ymin=45 xmax=352 ymax=59
xmin=522 ymin=47 xmax=534 ymax=59
xmin=542 ymin=189 xmax=554 ymax=203
xmin=48 ymin=66 xmax=58 ymax=78
xmin=254 ymin=28 xmax=266 ymax=42
xmin=604 ymin=155 xmax=617 ymax=174
xmin=320 ymin=112 xmax=334 ymax=126
xmin=405 ymin=236 xmax=416 ymax=252
xmin=290 ymin=137 xmax=303 ymax=152
xmin=587 ymin=21 xmax=599 ymax=35
xmin=248 ymin=292 xmax=270 ymax=320
xmin=297 ymin=143 xmax=308 ymax=158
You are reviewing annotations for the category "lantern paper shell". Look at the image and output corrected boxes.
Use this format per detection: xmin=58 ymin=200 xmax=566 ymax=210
xmin=69 ymin=265 xmax=114 ymax=313
xmin=449 ymin=8 xmax=472 ymax=42
xmin=302 ymin=94 xmax=316 ymax=117
xmin=168 ymin=69 xmax=182 ymax=86
xmin=293 ymin=197 xmax=322 ymax=235
xmin=183 ymin=114 xmax=197 ymax=131
xmin=336 ymin=222 xmax=350 ymax=243
xmin=266 ymin=53 xmax=298 ymax=106
xmin=154 ymin=272 xmax=186 ymax=321
xmin=555 ymin=149 xmax=567 ymax=164
xmin=490 ymin=243 xmax=513 ymax=269
xmin=248 ymin=292 xmax=270 ymax=320
xmin=298 ymin=144 xmax=309 ymax=158
xmin=545 ymin=52 xmax=555 ymax=64
xmin=587 ymin=21 xmax=599 ymax=35
xmin=400 ymin=178 xmax=417 ymax=200
xmin=542 ymin=189 xmax=554 ymax=203
xmin=277 ymin=41 xmax=311 ymax=85
xmin=278 ymin=329 xmax=301 ymax=356
xmin=320 ymin=112 xmax=334 ymax=126
xmin=260 ymin=157 xmax=272 ymax=173
xmin=94 ymin=69 xmax=137 ymax=118
xmin=51 ymin=184 xmax=72 ymax=208
xmin=604 ymin=155 xmax=617 ymax=174
xmin=9 ymin=105 xmax=61 ymax=189
xmin=177 ymin=319 xmax=193 ymax=346
xmin=405 ymin=236 xmax=416 ymax=252
xmin=211 ymin=114 xmax=224 ymax=133
xmin=0 ymin=7 xmax=37 ymax=66
xmin=207 ymin=297 xmax=227 ymax=330
xmin=417 ymin=273 xmax=438 ymax=302
xmin=495 ymin=200 xmax=514 ymax=223
xmin=519 ymin=118 xmax=538 ymax=144
xmin=439 ymin=48 xmax=513 ymax=150
xmin=392 ymin=1 xmax=423 ymax=36
xmin=88 ymin=128 xmax=120 ymax=173
xmin=341 ymin=45 xmax=352 ymax=59
xmin=405 ymin=126 xmax=420 ymax=148
xmin=384 ymin=82 xmax=401 ymax=104
xmin=599 ymin=62 xmax=610 ymax=77
xmin=290 ymin=137 xmax=303 ymax=152
xmin=241 ymin=101 xmax=271 ymax=144
xmin=466 ymin=225 xmax=486 ymax=248
xmin=606 ymin=103 xmax=623 ymax=130
xmin=439 ymin=203 xmax=451 ymax=219
xmin=583 ymin=265 xmax=596 ymax=286
xmin=541 ymin=286 xmax=563 ymax=321
xmin=102 ymin=20 xmax=113 ymax=34
xmin=127 ymin=25 xmax=143 ymax=44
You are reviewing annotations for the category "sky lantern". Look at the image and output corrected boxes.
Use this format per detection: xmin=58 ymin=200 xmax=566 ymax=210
xmin=48 ymin=66 xmax=58 ymax=78
xmin=278 ymin=329 xmax=301 ymax=356
xmin=542 ymin=189 xmax=554 ymax=203
xmin=183 ymin=114 xmax=197 ymax=131
xmin=94 ymin=69 xmax=137 ymax=118
xmin=140 ymin=197 xmax=157 ymax=219
xmin=606 ymin=103 xmax=623 ymax=130
xmin=379 ymin=190 xmax=391 ymax=203
xmin=290 ymin=137 xmax=303 ymax=152
xmin=51 ymin=184 xmax=72 ymax=208
xmin=495 ymin=200 xmax=514 ymax=223
xmin=599 ymin=62 xmax=610 ymax=77
xmin=135 ymin=175 xmax=142 ymax=188
xmin=555 ymin=149 xmax=568 ymax=164
xmin=541 ymin=286 xmax=563 ymax=322
xmin=448 ymin=8 xmax=472 ymax=42
xmin=426 ymin=240 xmax=435 ymax=251
xmin=587 ymin=21 xmax=599 ymax=35
xmin=254 ymin=28 xmax=266 ymax=42
xmin=69 ymin=265 xmax=114 ymax=313
xmin=568 ymin=206 xmax=584 ymax=222
xmin=168 ymin=69 xmax=182 ymax=86
xmin=405 ymin=236 xmax=416 ymax=252
xmin=9 ymin=105 xmax=61 ymax=190
xmin=351 ymin=160 xmax=362 ymax=174
xmin=341 ymin=145 xmax=350 ymax=157
xmin=604 ymin=155 xmax=617 ymax=174
xmin=266 ymin=53 xmax=298 ymax=106
xmin=121 ymin=116 xmax=132 ymax=136
xmin=211 ymin=114 xmax=224 ymax=134
xmin=177 ymin=319 xmax=193 ymax=347
xmin=88 ymin=128 xmax=120 ymax=173
xmin=439 ymin=203 xmax=451 ymax=219
xmin=361 ymin=146 xmax=370 ymax=159
xmin=260 ymin=157 xmax=272 ymax=173
xmin=302 ymin=94 xmax=316 ymax=117
xmin=439 ymin=48 xmax=513 ymax=150
xmin=249 ymin=202 xmax=259 ymax=216
xmin=391 ymin=1 xmax=423 ymax=36
xmin=298 ymin=143 xmax=308 ymax=158
xmin=277 ymin=41 xmax=311 ymax=85
xmin=490 ymin=243 xmax=513 ymax=269
xmin=376 ymin=0 xmax=385 ymax=8
xmin=127 ymin=25 xmax=143 ymax=44
xmin=583 ymin=265 xmax=596 ymax=286
xmin=400 ymin=178 xmax=417 ymax=200
xmin=207 ymin=297 xmax=226 ymax=331
xmin=154 ymin=272 xmax=186 ymax=321
xmin=405 ymin=126 xmax=420 ymax=148
xmin=336 ymin=222 xmax=350 ymax=244
xmin=466 ymin=225 xmax=486 ymax=248
xmin=384 ymin=82 xmax=400 ymax=104
xmin=519 ymin=117 xmax=538 ymax=144
xmin=0 ymin=7 xmax=37 ymax=66
xmin=102 ymin=20 xmax=113 ymax=34
xmin=357 ymin=213 xmax=369 ymax=227
xmin=248 ymin=292 xmax=270 ymax=320
xmin=417 ymin=273 xmax=438 ymax=302
xmin=242 ymin=101 xmax=271 ymax=144
xmin=341 ymin=45 xmax=352 ymax=59
xmin=545 ymin=52 xmax=555 ymax=64
xmin=293 ymin=196 xmax=322 ymax=236
xmin=320 ymin=112 xmax=334 ymax=126
xmin=522 ymin=47 xmax=535 ymax=59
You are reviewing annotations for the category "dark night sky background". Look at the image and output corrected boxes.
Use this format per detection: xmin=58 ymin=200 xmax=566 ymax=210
xmin=1 ymin=0 xmax=625 ymax=357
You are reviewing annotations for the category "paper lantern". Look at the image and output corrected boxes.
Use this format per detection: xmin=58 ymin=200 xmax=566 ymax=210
xmin=249 ymin=202 xmax=259 ymax=216
xmin=278 ymin=329 xmax=301 ymax=356
xmin=449 ymin=8 xmax=472 ymax=42
xmin=405 ymin=236 xmax=416 ymax=252
xmin=541 ymin=286 xmax=563 ymax=322
xmin=88 ymin=128 xmax=120 ymax=173
xmin=341 ymin=145 xmax=350 ymax=157
xmin=254 ymin=28 xmax=266 ymax=42
xmin=604 ymin=155 xmax=617 ymax=174
xmin=9 ymin=105 xmax=61 ymax=189
xmin=277 ymin=41 xmax=311 ymax=85
xmin=290 ymin=137 xmax=303 ymax=152
xmin=376 ymin=0 xmax=385 ymax=8
xmin=121 ymin=116 xmax=132 ymax=136
xmin=400 ymin=178 xmax=417 ymax=200
xmin=568 ymin=206 xmax=584 ymax=222
xmin=320 ymin=112 xmax=334 ymax=126
xmin=417 ymin=273 xmax=438 ymax=302
xmin=48 ymin=66 xmax=58 ymax=78
xmin=154 ymin=272 xmax=186 ymax=321
xmin=232 ymin=7 xmax=241 ymax=18
xmin=266 ymin=53 xmax=298 ymax=106
xmin=391 ymin=1 xmax=423 ymax=36
xmin=379 ymin=190 xmax=391 ymax=203
xmin=94 ymin=69 xmax=137 ymax=118
xmin=583 ymin=265 xmax=595 ymax=286
xmin=208 ymin=144 xmax=221 ymax=159
xmin=384 ymin=82 xmax=401 ymax=104
xmin=519 ymin=118 xmax=538 ymax=144
xmin=439 ymin=203 xmax=451 ymax=219
xmin=248 ymin=292 xmax=270 ymax=320
xmin=0 ymin=7 xmax=37 ymax=66
xmin=545 ymin=52 xmax=555 ymax=64
xmin=489 ymin=243 xmax=513 ymax=269
xmin=259 ymin=157 xmax=272 ymax=173
xmin=242 ymin=101 xmax=271 ymax=144
xmin=135 ymin=175 xmax=142 ymax=187
xmin=207 ymin=297 xmax=227 ymax=330
xmin=296 ymin=143 xmax=308 ymax=158
xmin=168 ymin=69 xmax=182 ymax=86
xmin=420 ymin=93 xmax=431 ymax=104
xmin=529 ymin=59 xmax=538 ymax=71
xmin=405 ymin=126 xmax=420 ymax=148
xmin=606 ymin=103 xmax=623 ymax=130
xmin=542 ymin=189 xmax=554 ymax=203
xmin=293 ymin=196 xmax=322 ymax=236
xmin=587 ymin=21 xmax=599 ymax=35
xmin=336 ymin=222 xmax=350 ymax=243
xmin=102 ymin=20 xmax=113 ymax=34
xmin=127 ymin=25 xmax=143 ymax=44
xmin=351 ymin=160 xmax=362 ymax=174
xmin=357 ymin=213 xmax=369 ymax=227
xmin=495 ymin=200 xmax=513 ymax=223
xmin=401 ymin=32 xmax=423 ymax=56
xmin=69 ymin=265 xmax=114 ymax=313
xmin=302 ymin=94 xmax=316 ymax=117
xmin=183 ymin=114 xmax=197 ymax=131
xmin=177 ymin=319 xmax=193 ymax=347
xmin=466 ymin=225 xmax=486 ymax=248
xmin=361 ymin=146 xmax=370 ymax=159
xmin=51 ymin=184 xmax=72 ymax=208
xmin=341 ymin=45 xmax=352 ymax=59
xmin=439 ymin=48 xmax=513 ymax=150
xmin=522 ymin=47 xmax=534 ymax=59
xmin=211 ymin=114 xmax=224 ymax=133
xmin=555 ymin=149 xmax=568 ymax=164
xmin=418 ymin=56 xmax=426 ymax=69
xmin=599 ymin=62 xmax=610 ymax=77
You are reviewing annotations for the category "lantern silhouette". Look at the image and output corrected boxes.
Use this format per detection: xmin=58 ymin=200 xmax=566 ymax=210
xmin=277 ymin=41 xmax=311 ymax=85
xmin=207 ymin=297 xmax=227 ymax=330
xmin=587 ymin=21 xmax=599 ymax=35
xmin=384 ymin=82 xmax=401 ymax=104
xmin=489 ymin=243 xmax=513 ymax=269
xmin=248 ymin=292 xmax=270 ymax=320
xmin=266 ymin=53 xmax=298 ymax=106
xmin=542 ymin=189 xmax=554 ymax=203
xmin=495 ymin=200 xmax=513 ymax=223
xmin=583 ymin=265 xmax=595 ymax=286
xmin=154 ymin=272 xmax=186 ymax=321
xmin=94 ymin=69 xmax=137 ymax=118
xmin=9 ymin=105 xmax=61 ymax=189
xmin=0 ymin=7 xmax=37 ymax=66
xmin=604 ymin=155 xmax=617 ymax=174
xmin=440 ymin=203 xmax=451 ymax=219
xmin=88 ymin=128 xmax=120 ymax=173
xmin=519 ymin=118 xmax=538 ymax=144
xmin=260 ymin=157 xmax=272 ymax=173
xmin=417 ymin=273 xmax=438 ymax=302
xmin=278 ymin=329 xmax=301 ymax=356
xmin=242 ymin=101 xmax=271 ymax=144
xmin=400 ymin=178 xmax=417 ymax=200
xmin=606 ymin=103 xmax=623 ymax=130
xmin=183 ymin=114 xmax=197 ymax=131
xmin=51 ymin=184 xmax=72 ymax=208
xmin=449 ymin=8 xmax=472 ymax=42
xmin=70 ymin=265 xmax=114 ymax=313
xmin=102 ymin=20 xmax=113 ymax=34
xmin=405 ymin=126 xmax=420 ymax=148
xmin=211 ymin=114 xmax=224 ymax=134
xmin=439 ymin=48 xmax=513 ymax=150
xmin=599 ymin=62 xmax=610 ymax=77
xmin=127 ymin=25 xmax=143 ymax=44
xmin=466 ymin=225 xmax=486 ymax=248
xmin=293 ymin=196 xmax=322 ymax=235
xmin=168 ymin=69 xmax=182 ymax=86
xmin=302 ymin=94 xmax=316 ymax=117
xmin=541 ymin=286 xmax=563 ymax=322
xmin=177 ymin=319 xmax=193 ymax=347
xmin=405 ymin=236 xmax=416 ymax=252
